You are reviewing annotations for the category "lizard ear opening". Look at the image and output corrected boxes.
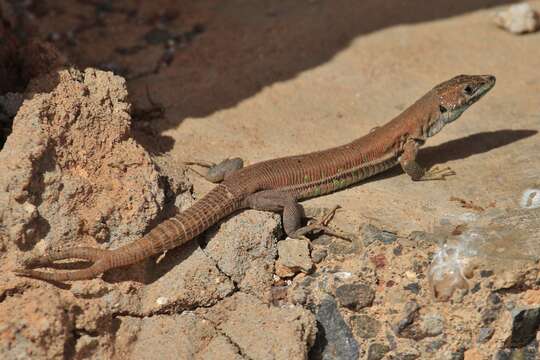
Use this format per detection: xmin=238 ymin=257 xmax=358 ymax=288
xmin=439 ymin=105 xmax=448 ymax=113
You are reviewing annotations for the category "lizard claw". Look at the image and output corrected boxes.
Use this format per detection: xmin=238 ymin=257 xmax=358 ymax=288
xmin=292 ymin=205 xmax=355 ymax=241
xmin=420 ymin=166 xmax=456 ymax=181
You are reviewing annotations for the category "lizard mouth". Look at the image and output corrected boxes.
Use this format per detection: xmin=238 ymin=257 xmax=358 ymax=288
xmin=468 ymin=75 xmax=496 ymax=104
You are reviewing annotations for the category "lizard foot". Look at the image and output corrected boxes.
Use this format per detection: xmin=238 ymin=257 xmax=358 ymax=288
xmin=184 ymin=157 xmax=243 ymax=183
xmin=419 ymin=166 xmax=456 ymax=181
xmin=14 ymin=247 xmax=111 ymax=282
xmin=292 ymin=205 xmax=354 ymax=241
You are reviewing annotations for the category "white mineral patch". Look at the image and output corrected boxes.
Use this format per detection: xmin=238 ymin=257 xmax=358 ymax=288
xmin=494 ymin=3 xmax=540 ymax=34
xmin=520 ymin=188 xmax=540 ymax=209
xmin=156 ymin=296 xmax=169 ymax=306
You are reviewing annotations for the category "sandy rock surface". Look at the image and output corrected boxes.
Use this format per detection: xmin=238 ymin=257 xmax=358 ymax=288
xmin=1 ymin=1 xmax=540 ymax=359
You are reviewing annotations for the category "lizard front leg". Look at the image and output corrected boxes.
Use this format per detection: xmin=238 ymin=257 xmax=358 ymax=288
xmin=244 ymin=191 xmax=348 ymax=239
xmin=399 ymin=139 xmax=455 ymax=181
xmin=184 ymin=157 xmax=243 ymax=183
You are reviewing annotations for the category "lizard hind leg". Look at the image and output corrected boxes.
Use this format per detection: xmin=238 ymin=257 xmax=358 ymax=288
xmin=184 ymin=157 xmax=244 ymax=183
xmin=292 ymin=205 xmax=353 ymax=241
xmin=14 ymin=247 xmax=112 ymax=282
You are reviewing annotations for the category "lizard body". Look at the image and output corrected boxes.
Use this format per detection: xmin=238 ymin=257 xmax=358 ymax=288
xmin=16 ymin=74 xmax=496 ymax=282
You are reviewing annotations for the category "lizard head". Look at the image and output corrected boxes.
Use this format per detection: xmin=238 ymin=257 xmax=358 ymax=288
xmin=425 ymin=74 xmax=496 ymax=137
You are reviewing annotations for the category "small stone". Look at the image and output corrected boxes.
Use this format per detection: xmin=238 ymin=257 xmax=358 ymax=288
xmin=471 ymin=283 xmax=481 ymax=293
xmin=350 ymin=314 xmax=381 ymax=339
xmin=311 ymin=234 xmax=333 ymax=246
xmin=394 ymin=301 xmax=420 ymax=335
xmin=421 ymin=313 xmax=444 ymax=337
xmin=404 ymin=283 xmax=421 ymax=295
xmin=481 ymin=308 xmax=498 ymax=324
xmin=277 ymin=238 xmax=312 ymax=273
xmin=488 ymin=293 xmax=501 ymax=305
xmin=335 ymin=283 xmax=375 ymax=310
xmin=393 ymin=245 xmax=403 ymax=256
xmin=480 ymin=270 xmax=494 ymax=278
xmin=311 ymin=248 xmax=327 ymax=263
xmin=477 ymin=327 xmax=494 ymax=343
xmin=310 ymin=296 xmax=359 ymax=360
xmin=426 ymin=338 xmax=445 ymax=352
xmin=367 ymin=343 xmax=390 ymax=360
xmin=275 ymin=262 xmax=296 ymax=278
xmin=328 ymin=239 xmax=355 ymax=256
xmin=494 ymin=3 xmax=540 ymax=34
xmin=505 ymin=307 xmax=540 ymax=348
xmin=362 ymin=223 xmax=397 ymax=246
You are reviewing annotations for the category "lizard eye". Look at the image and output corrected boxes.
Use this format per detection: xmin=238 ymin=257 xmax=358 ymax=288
xmin=464 ymin=85 xmax=473 ymax=95
xmin=439 ymin=105 xmax=448 ymax=113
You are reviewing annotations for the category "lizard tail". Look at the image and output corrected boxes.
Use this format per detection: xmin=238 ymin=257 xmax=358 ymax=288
xmin=15 ymin=184 xmax=240 ymax=282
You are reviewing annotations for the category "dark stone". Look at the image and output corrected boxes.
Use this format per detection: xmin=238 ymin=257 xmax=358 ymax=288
xmin=494 ymin=341 xmax=538 ymax=360
xmin=311 ymin=248 xmax=327 ymax=263
xmin=488 ymin=293 xmax=502 ymax=305
xmin=426 ymin=338 xmax=445 ymax=352
xmin=350 ymin=314 xmax=381 ymax=339
xmin=362 ymin=224 xmax=397 ymax=246
xmin=336 ymin=283 xmax=375 ymax=311
xmin=481 ymin=308 xmax=498 ymax=324
xmin=404 ymin=283 xmax=421 ymax=295
xmin=394 ymin=301 xmax=420 ymax=336
xmin=505 ymin=308 xmax=540 ymax=348
xmin=328 ymin=239 xmax=355 ymax=256
xmin=309 ymin=297 xmax=359 ymax=360
xmin=393 ymin=245 xmax=403 ymax=256
xmin=367 ymin=343 xmax=390 ymax=360
xmin=471 ymin=283 xmax=481 ymax=293
xmin=477 ymin=327 xmax=494 ymax=343
xmin=480 ymin=270 xmax=494 ymax=278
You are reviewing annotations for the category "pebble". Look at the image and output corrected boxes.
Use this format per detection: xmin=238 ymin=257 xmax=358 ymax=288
xmin=367 ymin=343 xmax=390 ymax=360
xmin=311 ymin=296 xmax=359 ymax=360
xmin=350 ymin=314 xmax=381 ymax=339
xmin=404 ymin=283 xmax=421 ymax=295
xmin=335 ymin=283 xmax=375 ymax=310
xmin=277 ymin=238 xmax=313 ymax=273
xmin=505 ymin=307 xmax=540 ymax=347
xmin=311 ymin=248 xmax=327 ymax=263
xmin=477 ymin=327 xmax=494 ymax=343
xmin=361 ymin=223 xmax=397 ymax=246
xmin=421 ymin=313 xmax=444 ymax=337
xmin=494 ymin=3 xmax=540 ymax=34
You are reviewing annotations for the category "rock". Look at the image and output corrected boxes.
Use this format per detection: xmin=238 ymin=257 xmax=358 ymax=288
xmin=350 ymin=314 xmax=381 ymax=339
xmin=488 ymin=293 xmax=502 ymax=305
xmin=481 ymin=308 xmax=499 ymax=325
xmin=367 ymin=343 xmax=390 ymax=360
xmin=494 ymin=3 xmax=540 ymax=34
xmin=404 ymin=283 xmax=421 ymax=295
xmin=505 ymin=307 xmax=540 ymax=348
xmin=311 ymin=248 xmax=327 ymax=263
xmin=277 ymin=238 xmax=313 ymax=274
xmin=140 ymin=241 xmax=235 ymax=314
xmin=361 ymin=223 xmax=397 ymax=246
xmin=477 ymin=327 xmax=494 ymax=343
xmin=310 ymin=296 xmax=359 ymax=360
xmin=201 ymin=292 xmax=317 ymax=360
xmin=0 ymin=288 xmax=73 ymax=359
xmin=328 ymin=238 xmax=356 ymax=257
xmin=0 ymin=68 xmax=166 ymax=253
xmin=480 ymin=270 xmax=494 ymax=278
xmin=275 ymin=261 xmax=296 ymax=278
xmin=335 ymin=283 xmax=375 ymax=310
xmin=421 ymin=313 xmax=444 ymax=337
xmin=394 ymin=301 xmax=420 ymax=336
xmin=204 ymin=210 xmax=281 ymax=299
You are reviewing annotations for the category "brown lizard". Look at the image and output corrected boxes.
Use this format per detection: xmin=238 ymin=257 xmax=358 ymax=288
xmin=15 ymin=74 xmax=496 ymax=282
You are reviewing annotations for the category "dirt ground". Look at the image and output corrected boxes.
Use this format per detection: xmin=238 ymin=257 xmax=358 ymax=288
xmin=1 ymin=0 xmax=540 ymax=359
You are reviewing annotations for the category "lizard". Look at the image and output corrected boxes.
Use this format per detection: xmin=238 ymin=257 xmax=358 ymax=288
xmin=15 ymin=74 xmax=496 ymax=282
